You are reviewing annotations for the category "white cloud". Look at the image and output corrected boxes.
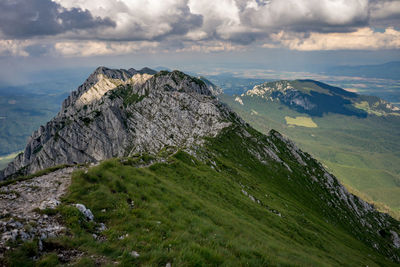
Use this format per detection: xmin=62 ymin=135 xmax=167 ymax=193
xmin=53 ymin=0 xmax=379 ymax=44
xmin=175 ymin=41 xmax=244 ymax=53
xmin=242 ymin=0 xmax=369 ymax=31
xmin=188 ymin=0 xmax=241 ymax=39
xmin=55 ymin=0 xmax=202 ymax=41
xmin=54 ymin=40 xmax=159 ymax=57
xmin=271 ymin=27 xmax=400 ymax=51
xmin=0 ymin=40 xmax=32 ymax=56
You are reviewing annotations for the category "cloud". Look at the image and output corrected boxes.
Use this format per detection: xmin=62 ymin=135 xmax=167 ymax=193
xmin=186 ymin=0 xmax=372 ymax=45
xmin=175 ymin=41 xmax=245 ymax=53
xmin=56 ymin=0 xmax=372 ymax=44
xmin=370 ymin=0 xmax=400 ymax=20
xmin=271 ymin=27 xmax=400 ymax=51
xmin=369 ymin=0 xmax=400 ymax=27
xmin=0 ymin=40 xmax=32 ymax=56
xmin=1 ymin=0 xmax=400 ymax=56
xmin=55 ymin=0 xmax=203 ymax=41
xmin=0 ymin=0 xmax=115 ymax=39
xmin=241 ymin=0 xmax=370 ymax=33
xmin=53 ymin=41 xmax=159 ymax=57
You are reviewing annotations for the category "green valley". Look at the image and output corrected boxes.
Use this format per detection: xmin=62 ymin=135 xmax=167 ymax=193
xmin=220 ymin=80 xmax=400 ymax=219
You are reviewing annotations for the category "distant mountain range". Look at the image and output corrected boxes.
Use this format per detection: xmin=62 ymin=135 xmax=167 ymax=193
xmin=326 ymin=61 xmax=400 ymax=80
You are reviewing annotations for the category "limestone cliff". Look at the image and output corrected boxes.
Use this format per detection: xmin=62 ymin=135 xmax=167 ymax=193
xmin=0 ymin=68 xmax=230 ymax=179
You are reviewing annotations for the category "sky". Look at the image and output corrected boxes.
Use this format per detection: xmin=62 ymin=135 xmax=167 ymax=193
xmin=0 ymin=0 xmax=400 ymax=82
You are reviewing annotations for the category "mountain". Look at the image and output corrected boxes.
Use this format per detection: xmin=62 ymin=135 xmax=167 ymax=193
xmin=1 ymin=68 xmax=400 ymax=265
xmin=239 ymin=79 xmax=400 ymax=117
xmin=153 ymin=66 xmax=172 ymax=72
xmin=221 ymin=79 xmax=400 ymax=219
xmin=198 ymin=76 xmax=223 ymax=96
xmin=326 ymin=61 xmax=400 ymax=80
xmin=0 ymin=67 xmax=225 ymax=179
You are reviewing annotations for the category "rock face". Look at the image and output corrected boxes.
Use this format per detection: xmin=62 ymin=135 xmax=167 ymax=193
xmin=246 ymin=81 xmax=317 ymax=111
xmin=0 ymin=67 xmax=231 ymax=179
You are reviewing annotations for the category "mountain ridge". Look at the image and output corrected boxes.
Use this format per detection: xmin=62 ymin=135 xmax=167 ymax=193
xmin=239 ymin=79 xmax=400 ymax=117
xmin=0 ymin=68 xmax=232 ymax=179
xmin=1 ymin=67 xmax=400 ymax=264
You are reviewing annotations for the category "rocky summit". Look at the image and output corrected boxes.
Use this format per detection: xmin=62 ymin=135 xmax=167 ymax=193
xmin=0 ymin=67 xmax=399 ymax=265
xmin=0 ymin=67 xmax=230 ymax=179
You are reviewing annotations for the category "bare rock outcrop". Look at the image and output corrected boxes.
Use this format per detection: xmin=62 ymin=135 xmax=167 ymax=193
xmin=0 ymin=167 xmax=75 ymax=257
xmin=0 ymin=68 xmax=231 ymax=179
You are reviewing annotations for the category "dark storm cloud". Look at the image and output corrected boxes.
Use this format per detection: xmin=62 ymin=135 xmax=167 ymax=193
xmin=369 ymin=0 xmax=400 ymax=29
xmin=0 ymin=0 xmax=115 ymax=38
xmin=159 ymin=5 xmax=203 ymax=38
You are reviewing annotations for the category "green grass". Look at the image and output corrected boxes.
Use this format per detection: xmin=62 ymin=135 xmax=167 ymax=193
xmin=221 ymin=94 xmax=400 ymax=219
xmin=285 ymin=116 xmax=318 ymax=128
xmin=4 ymin=125 xmax=398 ymax=266
xmin=353 ymin=101 xmax=400 ymax=116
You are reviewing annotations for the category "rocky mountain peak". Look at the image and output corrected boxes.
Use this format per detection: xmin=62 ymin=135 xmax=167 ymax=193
xmin=146 ymin=70 xmax=212 ymax=96
xmin=92 ymin=66 xmax=134 ymax=80
xmin=0 ymin=67 xmax=232 ymax=179
xmin=62 ymin=67 xmax=157 ymax=111
xmin=137 ymin=67 xmax=158 ymax=75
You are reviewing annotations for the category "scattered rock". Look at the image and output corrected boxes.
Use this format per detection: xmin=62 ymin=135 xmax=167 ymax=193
xmin=0 ymin=167 xmax=74 ymax=257
xmin=74 ymin=204 xmax=94 ymax=221
xmin=118 ymin=233 xmax=129 ymax=240
xmin=97 ymin=223 xmax=107 ymax=232
xmin=390 ymin=230 xmax=400 ymax=249
xmin=130 ymin=251 xmax=140 ymax=258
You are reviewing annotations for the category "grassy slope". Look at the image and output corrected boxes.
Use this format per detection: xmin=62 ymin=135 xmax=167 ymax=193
xmin=5 ymin=126 xmax=397 ymax=266
xmin=221 ymin=94 xmax=400 ymax=218
xmin=284 ymin=116 xmax=318 ymax=128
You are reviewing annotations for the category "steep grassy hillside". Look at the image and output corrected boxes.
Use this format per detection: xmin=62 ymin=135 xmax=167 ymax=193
xmin=221 ymin=94 xmax=400 ymax=218
xmin=5 ymin=125 xmax=400 ymax=266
